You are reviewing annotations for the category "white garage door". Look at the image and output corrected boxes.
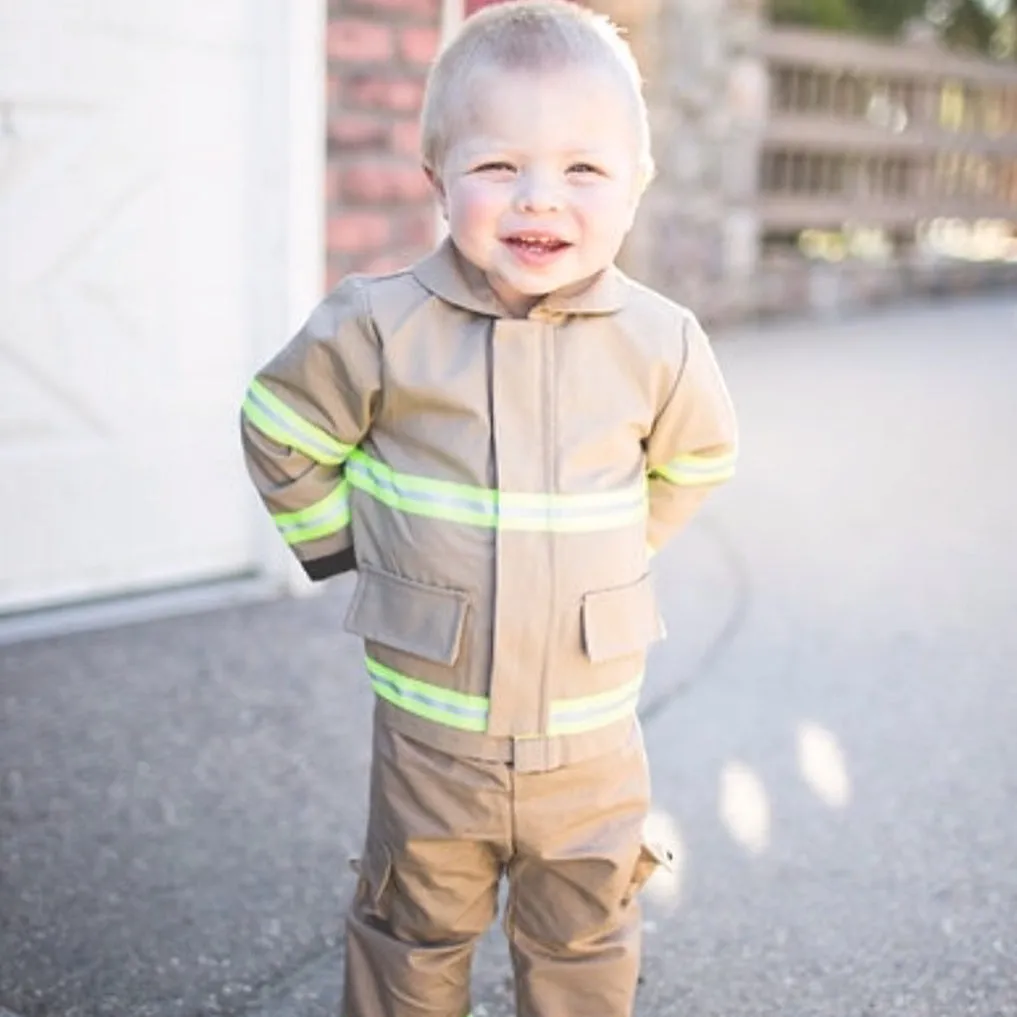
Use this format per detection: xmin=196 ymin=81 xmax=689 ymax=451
xmin=0 ymin=3 xmax=319 ymax=613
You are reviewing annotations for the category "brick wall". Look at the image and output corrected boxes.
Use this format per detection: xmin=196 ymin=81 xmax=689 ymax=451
xmin=328 ymin=0 xmax=603 ymax=290
xmin=325 ymin=0 xmax=443 ymax=289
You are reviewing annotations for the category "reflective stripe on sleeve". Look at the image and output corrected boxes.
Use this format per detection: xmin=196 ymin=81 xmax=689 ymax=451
xmin=243 ymin=379 xmax=355 ymax=466
xmin=651 ymin=449 xmax=737 ymax=487
xmin=272 ymin=480 xmax=351 ymax=545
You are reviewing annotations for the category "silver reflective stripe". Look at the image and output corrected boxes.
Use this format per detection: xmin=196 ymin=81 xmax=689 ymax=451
xmin=366 ymin=656 xmax=490 ymax=733
xmin=366 ymin=656 xmax=642 ymax=737
xmin=273 ymin=481 xmax=351 ymax=545
xmin=243 ymin=380 xmax=354 ymax=466
xmin=653 ymin=449 xmax=737 ymax=487
xmin=347 ymin=450 xmax=647 ymax=533
xmin=549 ymin=676 xmax=643 ymax=734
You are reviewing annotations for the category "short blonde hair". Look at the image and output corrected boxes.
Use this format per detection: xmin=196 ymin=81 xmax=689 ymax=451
xmin=421 ymin=0 xmax=654 ymax=186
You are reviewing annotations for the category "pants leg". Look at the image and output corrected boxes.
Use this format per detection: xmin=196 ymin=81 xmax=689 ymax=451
xmin=505 ymin=728 xmax=657 ymax=1017
xmin=343 ymin=720 xmax=511 ymax=1017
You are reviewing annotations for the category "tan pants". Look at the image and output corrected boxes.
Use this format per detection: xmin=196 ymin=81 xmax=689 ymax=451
xmin=343 ymin=719 xmax=660 ymax=1017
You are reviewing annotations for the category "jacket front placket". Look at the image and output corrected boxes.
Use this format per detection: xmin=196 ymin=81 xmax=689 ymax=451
xmin=484 ymin=315 xmax=557 ymax=742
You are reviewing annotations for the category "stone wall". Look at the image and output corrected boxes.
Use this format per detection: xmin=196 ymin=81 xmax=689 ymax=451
xmin=617 ymin=0 xmax=769 ymax=321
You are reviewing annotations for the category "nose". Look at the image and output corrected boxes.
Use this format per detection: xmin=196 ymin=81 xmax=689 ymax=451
xmin=514 ymin=170 xmax=562 ymax=213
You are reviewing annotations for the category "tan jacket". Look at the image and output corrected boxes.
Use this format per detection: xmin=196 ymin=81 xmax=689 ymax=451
xmin=241 ymin=240 xmax=737 ymax=772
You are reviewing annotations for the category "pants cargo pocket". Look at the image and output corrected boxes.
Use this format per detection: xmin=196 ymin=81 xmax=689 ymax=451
xmin=621 ymin=841 xmax=671 ymax=907
xmin=351 ymin=843 xmax=393 ymax=927
xmin=344 ymin=840 xmax=478 ymax=1017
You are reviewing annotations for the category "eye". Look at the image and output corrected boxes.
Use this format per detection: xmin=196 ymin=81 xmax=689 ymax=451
xmin=567 ymin=162 xmax=604 ymax=175
xmin=473 ymin=160 xmax=515 ymax=173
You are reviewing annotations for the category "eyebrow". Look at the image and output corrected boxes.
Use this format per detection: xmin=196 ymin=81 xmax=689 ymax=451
xmin=459 ymin=141 xmax=616 ymax=158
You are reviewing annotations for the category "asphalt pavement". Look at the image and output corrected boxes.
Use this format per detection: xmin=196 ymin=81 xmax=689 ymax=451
xmin=2 ymin=294 xmax=1016 ymax=1016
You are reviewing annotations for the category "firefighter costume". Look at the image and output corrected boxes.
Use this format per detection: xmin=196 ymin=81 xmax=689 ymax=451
xmin=240 ymin=238 xmax=737 ymax=1017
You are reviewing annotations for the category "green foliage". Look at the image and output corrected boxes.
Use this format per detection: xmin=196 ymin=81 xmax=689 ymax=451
xmin=944 ymin=0 xmax=1000 ymax=51
xmin=769 ymin=0 xmax=1014 ymax=55
xmin=770 ymin=0 xmax=858 ymax=30
xmin=845 ymin=0 xmax=926 ymax=36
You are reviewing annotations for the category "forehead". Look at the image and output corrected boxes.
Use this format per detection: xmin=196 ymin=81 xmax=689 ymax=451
xmin=449 ymin=64 xmax=639 ymax=156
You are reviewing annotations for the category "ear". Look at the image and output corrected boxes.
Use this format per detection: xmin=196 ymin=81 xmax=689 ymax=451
xmin=624 ymin=164 xmax=652 ymax=229
xmin=424 ymin=164 xmax=449 ymax=220
xmin=622 ymin=189 xmax=641 ymax=232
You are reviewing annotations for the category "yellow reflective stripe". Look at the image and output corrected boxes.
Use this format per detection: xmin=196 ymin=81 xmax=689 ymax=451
xmin=548 ymin=675 xmax=644 ymax=735
xmin=346 ymin=451 xmax=647 ymax=532
xmin=243 ymin=379 xmax=355 ymax=466
xmin=272 ymin=480 xmax=350 ymax=545
xmin=366 ymin=656 xmax=489 ymax=732
xmin=652 ymin=449 xmax=737 ymax=487
xmin=365 ymin=656 xmax=641 ymax=737
xmin=349 ymin=453 xmax=495 ymax=527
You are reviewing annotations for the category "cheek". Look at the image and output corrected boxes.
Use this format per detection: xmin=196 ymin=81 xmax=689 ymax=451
xmin=447 ymin=182 xmax=506 ymax=237
xmin=575 ymin=189 xmax=638 ymax=242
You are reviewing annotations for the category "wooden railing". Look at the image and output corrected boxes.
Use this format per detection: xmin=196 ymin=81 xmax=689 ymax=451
xmin=760 ymin=25 xmax=1017 ymax=240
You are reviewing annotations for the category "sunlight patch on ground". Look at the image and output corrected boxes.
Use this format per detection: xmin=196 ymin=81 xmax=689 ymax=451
xmin=797 ymin=720 xmax=851 ymax=808
xmin=719 ymin=760 xmax=771 ymax=854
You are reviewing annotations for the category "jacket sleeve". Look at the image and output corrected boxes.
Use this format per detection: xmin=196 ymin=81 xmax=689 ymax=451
xmin=240 ymin=277 xmax=380 ymax=581
xmin=645 ymin=311 xmax=738 ymax=554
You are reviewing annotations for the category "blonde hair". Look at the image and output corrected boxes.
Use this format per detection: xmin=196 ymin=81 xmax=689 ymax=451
xmin=421 ymin=0 xmax=654 ymax=186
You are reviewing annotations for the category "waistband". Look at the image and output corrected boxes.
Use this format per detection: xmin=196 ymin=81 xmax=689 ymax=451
xmin=373 ymin=698 xmax=638 ymax=774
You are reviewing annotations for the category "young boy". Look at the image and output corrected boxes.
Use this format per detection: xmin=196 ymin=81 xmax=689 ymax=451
xmin=240 ymin=2 xmax=737 ymax=1014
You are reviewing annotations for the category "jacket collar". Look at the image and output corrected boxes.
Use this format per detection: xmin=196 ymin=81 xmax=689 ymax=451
xmin=411 ymin=237 xmax=627 ymax=320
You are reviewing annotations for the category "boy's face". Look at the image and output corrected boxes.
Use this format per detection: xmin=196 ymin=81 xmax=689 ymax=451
xmin=430 ymin=64 xmax=644 ymax=316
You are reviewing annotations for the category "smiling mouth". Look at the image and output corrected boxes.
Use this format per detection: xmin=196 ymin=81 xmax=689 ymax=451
xmin=503 ymin=234 xmax=572 ymax=253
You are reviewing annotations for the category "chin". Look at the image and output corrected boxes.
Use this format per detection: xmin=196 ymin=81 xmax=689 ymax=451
xmin=516 ymin=277 xmax=560 ymax=294
xmin=516 ymin=268 xmax=575 ymax=290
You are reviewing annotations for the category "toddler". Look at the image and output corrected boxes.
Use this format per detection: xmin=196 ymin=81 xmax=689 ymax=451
xmin=241 ymin=2 xmax=738 ymax=1014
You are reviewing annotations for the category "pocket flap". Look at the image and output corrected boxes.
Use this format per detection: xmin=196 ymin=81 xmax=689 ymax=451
xmin=621 ymin=841 xmax=673 ymax=906
xmin=344 ymin=566 xmax=469 ymax=665
xmin=582 ymin=573 xmax=664 ymax=663
xmin=350 ymin=842 xmax=392 ymax=920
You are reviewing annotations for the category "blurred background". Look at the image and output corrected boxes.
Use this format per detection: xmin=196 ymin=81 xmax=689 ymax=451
xmin=1 ymin=2 xmax=1016 ymax=1016
xmin=1 ymin=0 xmax=1016 ymax=618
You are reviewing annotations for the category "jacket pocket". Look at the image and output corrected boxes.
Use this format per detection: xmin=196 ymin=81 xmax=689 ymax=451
xmin=344 ymin=565 xmax=469 ymax=666
xmin=581 ymin=572 xmax=664 ymax=663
